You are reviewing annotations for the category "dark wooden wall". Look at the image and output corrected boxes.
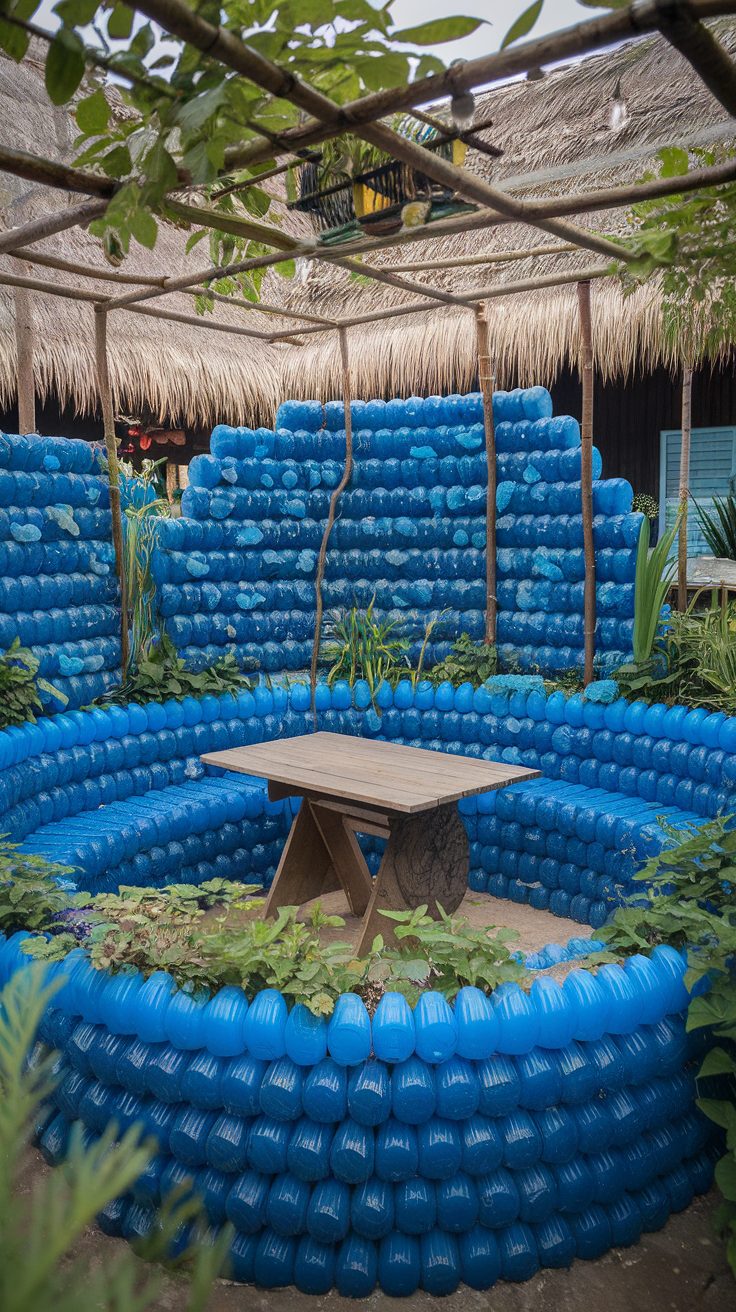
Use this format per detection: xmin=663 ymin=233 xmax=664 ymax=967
xmin=550 ymin=361 xmax=736 ymax=499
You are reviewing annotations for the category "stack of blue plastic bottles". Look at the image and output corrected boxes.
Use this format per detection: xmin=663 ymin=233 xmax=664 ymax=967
xmin=0 ymin=432 xmax=121 ymax=709
xmin=0 ymin=931 xmax=715 ymax=1297
xmin=152 ymin=388 xmax=640 ymax=677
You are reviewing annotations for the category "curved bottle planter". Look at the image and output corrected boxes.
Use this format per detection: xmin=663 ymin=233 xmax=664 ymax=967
xmin=0 ymin=933 xmax=714 ymax=1297
xmin=0 ymin=678 xmax=729 ymax=1293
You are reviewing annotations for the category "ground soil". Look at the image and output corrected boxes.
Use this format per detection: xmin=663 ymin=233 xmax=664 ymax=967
xmin=295 ymin=889 xmax=585 ymax=959
xmin=15 ymin=1148 xmax=733 ymax=1312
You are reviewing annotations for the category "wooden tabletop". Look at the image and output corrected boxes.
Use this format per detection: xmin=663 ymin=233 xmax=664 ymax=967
xmin=201 ymin=731 xmax=540 ymax=815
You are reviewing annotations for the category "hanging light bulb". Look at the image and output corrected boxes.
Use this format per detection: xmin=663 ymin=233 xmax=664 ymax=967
xmin=296 ymin=256 xmax=311 ymax=285
xmin=450 ymin=89 xmax=475 ymax=132
xmin=609 ymin=78 xmax=629 ymax=133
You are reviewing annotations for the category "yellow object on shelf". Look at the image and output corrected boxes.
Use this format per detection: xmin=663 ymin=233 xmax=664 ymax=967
xmin=352 ymin=182 xmax=393 ymax=219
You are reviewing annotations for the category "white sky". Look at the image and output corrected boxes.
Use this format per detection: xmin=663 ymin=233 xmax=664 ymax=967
xmin=33 ymin=0 xmax=602 ymax=64
xmin=391 ymin=0 xmax=595 ymax=61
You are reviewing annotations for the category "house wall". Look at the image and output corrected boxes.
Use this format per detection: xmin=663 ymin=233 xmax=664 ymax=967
xmin=550 ymin=361 xmax=736 ymax=502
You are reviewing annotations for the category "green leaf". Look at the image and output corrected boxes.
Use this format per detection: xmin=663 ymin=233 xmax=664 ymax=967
xmin=501 ymin=0 xmax=544 ymax=48
xmin=76 ymin=88 xmax=110 ymax=135
xmin=107 ymin=2 xmax=133 ymax=38
xmin=658 ymin=145 xmax=690 ymax=178
xmin=45 ymin=27 xmax=85 ymax=105
xmin=716 ymin=1153 xmax=736 ymax=1203
xmin=392 ymin=16 xmax=484 ymax=45
xmin=129 ymin=208 xmax=158 ymax=250
xmin=699 ymin=1047 xmax=736 ymax=1079
xmin=55 ymin=0 xmax=99 ymax=22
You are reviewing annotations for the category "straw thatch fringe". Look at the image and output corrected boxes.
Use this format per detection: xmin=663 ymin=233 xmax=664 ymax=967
xmin=279 ymin=279 xmax=692 ymax=402
xmin=0 ymin=305 xmax=284 ymax=427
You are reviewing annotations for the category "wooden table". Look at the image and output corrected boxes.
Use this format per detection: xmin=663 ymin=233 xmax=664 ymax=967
xmin=202 ymin=732 xmax=540 ymax=954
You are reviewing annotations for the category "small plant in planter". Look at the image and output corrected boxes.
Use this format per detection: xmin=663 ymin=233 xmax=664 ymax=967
xmin=368 ymin=903 xmax=526 ymax=1004
xmin=427 ymin=633 xmax=498 ymax=687
xmin=0 ymin=638 xmax=67 ymax=727
xmin=0 ymin=841 xmax=75 ymax=936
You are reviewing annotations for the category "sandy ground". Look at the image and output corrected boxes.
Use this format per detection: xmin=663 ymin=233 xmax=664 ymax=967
xmin=296 ymin=889 xmax=586 ymax=959
xmin=15 ymin=1148 xmax=733 ymax=1312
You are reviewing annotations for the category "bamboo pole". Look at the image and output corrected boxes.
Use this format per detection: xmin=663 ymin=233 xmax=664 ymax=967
xmin=678 ymin=364 xmax=693 ymax=610
xmin=310 ymin=326 xmax=354 ymax=717
xmin=380 ymin=243 xmax=577 ymax=274
xmin=94 ymin=309 xmax=129 ymax=675
xmin=12 ymin=278 xmax=35 ymax=434
xmin=475 ymin=304 xmax=498 ymax=645
xmin=0 ymin=199 xmax=107 ymax=256
xmin=577 ymin=280 xmax=596 ymax=686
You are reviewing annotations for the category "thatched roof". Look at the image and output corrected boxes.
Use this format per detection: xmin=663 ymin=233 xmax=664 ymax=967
xmin=1 ymin=27 xmax=734 ymax=426
xmin=268 ymin=24 xmax=736 ymax=402
xmin=0 ymin=46 xmax=287 ymax=428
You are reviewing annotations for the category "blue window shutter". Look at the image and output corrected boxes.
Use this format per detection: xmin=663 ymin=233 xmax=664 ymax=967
xmin=659 ymin=427 xmax=736 ymax=555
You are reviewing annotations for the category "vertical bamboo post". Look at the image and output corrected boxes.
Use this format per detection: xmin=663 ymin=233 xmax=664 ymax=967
xmin=94 ymin=307 xmax=129 ymax=674
xmin=678 ymin=364 xmax=693 ymax=610
xmin=310 ymin=326 xmax=354 ymax=716
xmin=12 ymin=279 xmax=35 ymax=434
xmin=475 ymin=302 xmax=497 ymax=645
xmin=577 ymin=280 xmax=596 ymax=686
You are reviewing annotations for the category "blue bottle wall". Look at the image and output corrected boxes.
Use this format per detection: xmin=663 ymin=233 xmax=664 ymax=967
xmin=0 ymin=433 xmax=121 ymax=709
xmin=154 ymin=389 xmax=641 ymax=676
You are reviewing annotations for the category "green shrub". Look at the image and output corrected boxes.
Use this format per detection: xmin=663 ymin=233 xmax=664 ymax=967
xmin=24 ymin=883 xmax=528 ymax=1016
xmin=694 ymin=491 xmax=736 ymax=560
xmin=97 ymin=631 xmax=256 ymax=705
xmin=0 ymin=638 xmax=67 ymax=728
xmin=322 ymin=596 xmax=410 ymax=692
xmin=632 ymin=512 xmax=679 ymax=664
xmin=427 ymin=633 xmax=497 ymax=687
xmin=0 ymin=841 xmax=75 ymax=936
xmin=597 ymin=816 xmax=736 ymax=1274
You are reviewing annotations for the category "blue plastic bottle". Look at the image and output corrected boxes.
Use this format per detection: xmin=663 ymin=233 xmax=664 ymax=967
xmin=347 ymin=1060 xmax=391 ymax=1127
xmin=327 ymin=993 xmax=371 ymax=1065
xmin=243 ymin=988 xmax=288 ymax=1059
xmin=377 ymin=1234 xmax=421 ymax=1297
xmin=302 ymin=1058 xmax=348 ymax=1123
xmin=372 ymin=991 xmax=415 ymax=1062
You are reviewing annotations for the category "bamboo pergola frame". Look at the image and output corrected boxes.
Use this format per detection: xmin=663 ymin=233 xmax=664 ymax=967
xmin=1 ymin=0 xmax=735 ymax=683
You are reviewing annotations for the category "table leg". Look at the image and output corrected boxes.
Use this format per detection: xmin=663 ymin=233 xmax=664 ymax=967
xmin=263 ymin=800 xmax=340 ymax=916
xmin=354 ymin=803 xmax=468 ymax=956
xmin=264 ymin=798 xmax=375 ymax=919
xmin=310 ymin=803 xmax=373 ymax=917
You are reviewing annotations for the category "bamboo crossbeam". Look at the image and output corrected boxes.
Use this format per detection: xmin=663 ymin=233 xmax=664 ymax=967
xmin=373 ymin=243 xmax=578 ymax=274
xmin=0 ymin=263 xmax=614 ymax=342
xmin=218 ymin=0 xmax=736 ymax=173
xmin=9 ymin=246 xmax=338 ymax=326
xmin=2 ymin=142 xmax=735 ymax=323
xmin=266 ymin=265 xmax=614 ymax=339
xmin=0 ymin=268 xmax=306 ymax=342
xmin=0 ymin=199 xmax=107 ymax=255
